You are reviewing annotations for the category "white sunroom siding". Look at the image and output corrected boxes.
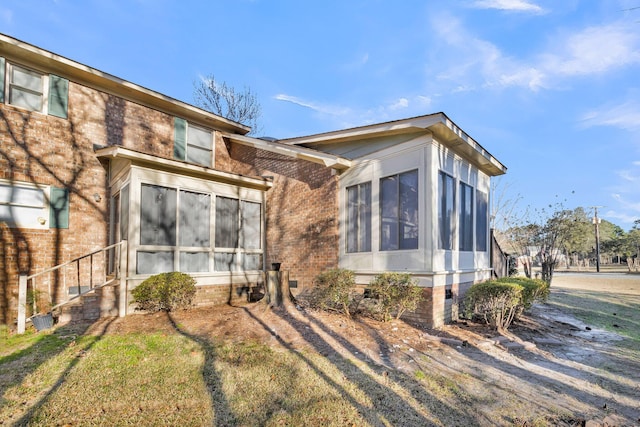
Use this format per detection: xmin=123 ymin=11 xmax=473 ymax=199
xmin=339 ymin=133 xmax=493 ymax=285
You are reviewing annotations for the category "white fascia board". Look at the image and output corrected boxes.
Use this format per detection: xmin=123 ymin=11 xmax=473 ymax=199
xmin=222 ymin=133 xmax=352 ymax=171
xmin=95 ymin=146 xmax=272 ymax=190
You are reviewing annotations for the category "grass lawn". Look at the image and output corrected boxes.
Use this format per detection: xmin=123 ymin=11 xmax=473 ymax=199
xmin=2 ymin=272 xmax=639 ymax=426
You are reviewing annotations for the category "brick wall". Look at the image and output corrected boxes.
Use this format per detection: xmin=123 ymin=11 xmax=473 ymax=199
xmin=0 ymin=80 xmax=176 ymax=325
xmin=216 ymin=141 xmax=340 ymax=292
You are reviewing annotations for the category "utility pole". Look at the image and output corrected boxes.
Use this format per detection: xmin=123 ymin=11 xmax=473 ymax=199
xmin=591 ymin=206 xmax=603 ymax=273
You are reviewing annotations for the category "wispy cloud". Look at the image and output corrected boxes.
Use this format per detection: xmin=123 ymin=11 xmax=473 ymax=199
xmin=470 ymin=0 xmax=545 ymax=14
xmin=274 ymin=94 xmax=351 ymax=116
xmin=579 ymin=101 xmax=640 ymax=131
xmin=431 ymin=14 xmax=640 ymax=92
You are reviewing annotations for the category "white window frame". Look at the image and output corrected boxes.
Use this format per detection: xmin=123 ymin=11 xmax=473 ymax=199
xmin=186 ymin=123 xmax=214 ymax=168
xmin=5 ymin=62 xmax=49 ymax=114
xmin=0 ymin=179 xmax=50 ymax=229
xmin=459 ymin=181 xmax=474 ymax=252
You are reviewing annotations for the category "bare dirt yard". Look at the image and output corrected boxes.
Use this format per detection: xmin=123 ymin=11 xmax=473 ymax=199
xmin=109 ymin=272 xmax=640 ymax=426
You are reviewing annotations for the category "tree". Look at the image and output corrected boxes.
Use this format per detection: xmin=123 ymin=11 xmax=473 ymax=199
xmin=193 ymin=74 xmax=262 ymax=134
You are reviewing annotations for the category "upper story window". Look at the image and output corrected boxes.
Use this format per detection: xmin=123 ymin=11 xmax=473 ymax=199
xmin=0 ymin=58 xmax=69 ymax=118
xmin=380 ymin=170 xmax=418 ymax=251
xmin=346 ymin=182 xmax=371 ymax=253
xmin=0 ymin=180 xmax=69 ymax=229
xmin=9 ymin=64 xmax=44 ymax=112
xmin=174 ymin=117 xmax=214 ymax=167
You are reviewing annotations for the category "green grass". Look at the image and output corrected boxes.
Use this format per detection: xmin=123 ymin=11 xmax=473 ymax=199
xmin=1 ymin=322 xmax=468 ymax=426
xmin=547 ymin=289 xmax=640 ymax=342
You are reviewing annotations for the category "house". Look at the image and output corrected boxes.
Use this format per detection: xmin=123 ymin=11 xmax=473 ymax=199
xmin=0 ymin=33 xmax=506 ymax=330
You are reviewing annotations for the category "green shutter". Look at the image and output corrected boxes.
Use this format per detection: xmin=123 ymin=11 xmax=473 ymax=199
xmin=174 ymin=117 xmax=187 ymax=160
xmin=0 ymin=57 xmax=5 ymax=104
xmin=49 ymin=187 xmax=69 ymax=229
xmin=48 ymin=75 xmax=69 ymax=118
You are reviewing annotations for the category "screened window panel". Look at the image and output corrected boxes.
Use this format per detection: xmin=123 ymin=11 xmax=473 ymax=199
xmin=399 ymin=170 xmax=418 ymax=250
xmin=380 ymin=176 xmax=399 ymax=251
xmin=347 ymin=182 xmax=371 ymax=253
xmin=179 ymin=190 xmax=210 ymax=247
xmin=215 ymin=197 xmax=239 ymax=248
xmin=186 ymin=145 xmax=212 ymax=168
xmin=136 ymin=251 xmax=173 ymax=274
xmin=180 ymin=252 xmax=209 ymax=272
xmin=476 ymin=190 xmax=488 ymax=252
xmin=120 ymin=185 xmax=129 ymax=241
xmin=459 ymin=183 xmax=474 ymax=251
xmin=214 ymin=252 xmax=236 ymax=271
xmin=241 ymin=201 xmax=261 ymax=250
xmin=140 ymin=184 xmax=176 ymax=246
xmin=243 ymin=253 xmax=262 ymax=271
xmin=439 ymin=172 xmax=455 ymax=250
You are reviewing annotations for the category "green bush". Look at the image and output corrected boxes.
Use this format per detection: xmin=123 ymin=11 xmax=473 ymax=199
xmin=496 ymin=276 xmax=549 ymax=310
xmin=131 ymin=272 xmax=197 ymax=312
xmin=463 ymin=280 xmax=522 ymax=331
xmin=309 ymin=268 xmax=357 ymax=317
xmin=368 ymin=273 xmax=423 ymax=322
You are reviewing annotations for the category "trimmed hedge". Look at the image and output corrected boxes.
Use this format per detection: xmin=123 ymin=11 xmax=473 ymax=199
xmin=464 ymin=276 xmax=550 ymax=330
xmin=464 ymin=280 xmax=522 ymax=330
xmin=131 ymin=272 xmax=197 ymax=312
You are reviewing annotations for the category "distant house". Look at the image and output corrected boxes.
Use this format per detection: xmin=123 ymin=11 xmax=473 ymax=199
xmin=0 ymin=33 xmax=506 ymax=329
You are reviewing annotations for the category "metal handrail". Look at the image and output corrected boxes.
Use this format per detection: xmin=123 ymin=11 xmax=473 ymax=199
xmin=18 ymin=241 xmax=127 ymax=332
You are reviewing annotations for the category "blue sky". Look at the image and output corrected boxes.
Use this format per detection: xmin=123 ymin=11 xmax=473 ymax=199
xmin=2 ymin=0 xmax=640 ymax=231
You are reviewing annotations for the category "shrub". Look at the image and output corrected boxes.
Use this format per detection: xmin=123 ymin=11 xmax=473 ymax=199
xmin=496 ymin=276 xmax=549 ymax=310
xmin=131 ymin=272 xmax=197 ymax=312
xmin=368 ymin=273 xmax=423 ymax=322
xmin=309 ymin=268 xmax=356 ymax=317
xmin=463 ymin=280 xmax=522 ymax=331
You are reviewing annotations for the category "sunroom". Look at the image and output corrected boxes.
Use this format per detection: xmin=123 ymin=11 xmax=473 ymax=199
xmin=96 ymin=146 xmax=272 ymax=311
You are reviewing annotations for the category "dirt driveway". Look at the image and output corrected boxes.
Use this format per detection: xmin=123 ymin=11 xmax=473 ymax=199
xmin=114 ymin=272 xmax=640 ymax=426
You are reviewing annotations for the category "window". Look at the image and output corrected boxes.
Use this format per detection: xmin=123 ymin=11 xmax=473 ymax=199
xmin=476 ymin=190 xmax=488 ymax=252
xmin=215 ymin=196 xmax=262 ymax=271
xmin=138 ymin=184 xmax=222 ymax=274
xmin=0 ymin=59 xmax=69 ymax=118
xmin=346 ymin=182 xmax=371 ymax=253
xmin=174 ymin=118 xmax=213 ymax=167
xmin=0 ymin=182 xmax=46 ymax=228
xmin=380 ymin=170 xmax=418 ymax=251
xmin=8 ymin=63 xmax=44 ymax=112
xmin=0 ymin=181 xmax=69 ymax=229
xmin=459 ymin=182 xmax=474 ymax=251
xmin=438 ymin=172 xmax=455 ymax=250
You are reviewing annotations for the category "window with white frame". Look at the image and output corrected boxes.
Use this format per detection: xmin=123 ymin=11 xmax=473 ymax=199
xmin=8 ymin=63 xmax=44 ymax=112
xmin=459 ymin=182 xmax=474 ymax=251
xmin=0 ymin=181 xmax=47 ymax=229
xmin=186 ymin=124 xmax=213 ymax=167
xmin=173 ymin=118 xmax=214 ymax=168
xmin=346 ymin=182 xmax=371 ymax=253
xmin=380 ymin=170 xmax=418 ymax=251
xmin=476 ymin=190 xmax=488 ymax=252
xmin=136 ymin=184 xmax=261 ymax=275
xmin=214 ymin=196 xmax=262 ymax=271
xmin=438 ymin=171 xmax=455 ymax=250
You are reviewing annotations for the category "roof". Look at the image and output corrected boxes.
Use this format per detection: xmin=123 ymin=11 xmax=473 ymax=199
xmin=0 ymin=33 xmax=250 ymax=135
xmin=221 ymin=133 xmax=352 ymax=171
xmin=95 ymin=146 xmax=273 ymax=191
xmin=279 ymin=112 xmax=507 ymax=176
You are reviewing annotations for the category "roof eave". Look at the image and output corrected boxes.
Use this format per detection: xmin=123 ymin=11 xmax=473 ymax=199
xmin=0 ymin=33 xmax=251 ymax=135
